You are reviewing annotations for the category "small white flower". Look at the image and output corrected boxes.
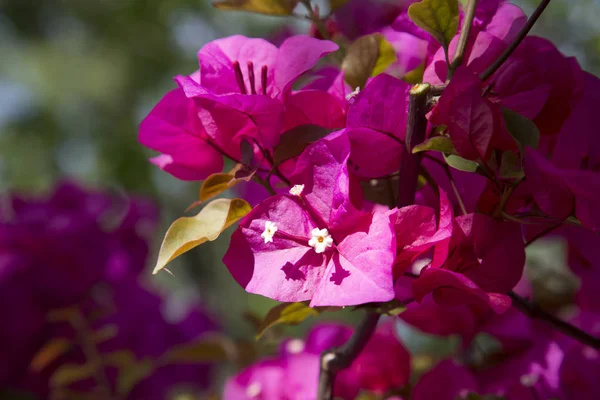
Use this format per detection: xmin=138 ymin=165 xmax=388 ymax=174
xmin=520 ymin=373 xmax=539 ymax=387
xmin=246 ymin=382 xmax=262 ymax=398
xmin=345 ymin=86 xmax=361 ymax=101
xmin=289 ymin=184 xmax=304 ymax=196
xmin=308 ymin=228 xmax=333 ymax=253
xmin=261 ymin=221 xmax=277 ymax=243
xmin=286 ymin=339 xmax=305 ymax=354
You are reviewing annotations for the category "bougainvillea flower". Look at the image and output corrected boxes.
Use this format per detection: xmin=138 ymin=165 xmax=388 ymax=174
xmin=424 ymin=4 xmax=582 ymax=136
xmin=337 ymin=73 xmax=410 ymax=177
xmin=393 ymin=189 xmax=453 ymax=277
xmin=223 ymin=132 xmax=396 ymax=306
xmin=174 ymin=35 xmax=344 ymax=161
xmin=412 ymin=213 xmax=525 ymax=313
xmin=525 ymin=147 xmax=600 ymax=231
xmin=430 ymin=67 xmax=516 ymax=161
xmin=225 ymin=322 xmax=410 ymax=400
xmin=139 ymin=88 xmax=224 ymax=180
xmin=412 ymin=360 xmax=478 ymax=400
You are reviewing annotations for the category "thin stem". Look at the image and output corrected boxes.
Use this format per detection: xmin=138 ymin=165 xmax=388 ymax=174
xmin=423 ymin=160 xmax=467 ymax=215
xmin=449 ymin=0 xmax=478 ymax=77
xmin=509 ymin=291 xmax=600 ymax=349
xmin=317 ymin=312 xmax=381 ymax=399
xmin=480 ymin=0 xmax=551 ymax=81
xmin=301 ymin=0 xmax=331 ymax=41
xmin=253 ymin=175 xmax=276 ymax=196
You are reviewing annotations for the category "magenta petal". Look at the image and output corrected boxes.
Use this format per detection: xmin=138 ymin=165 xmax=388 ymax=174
xmin=524 ymin=147 xmax=573 ymax=220
xmin=198 ymin=35 xmax=278 ymax=96
xmin=274 ymin=36 xmax=339 ymax=97
xmin=223 ymin=358 xmax=284 ymax=400
xmin=223 ymin=196 xmax=327 ymax=303
xmin=345 ymin=127 xmax=403 ymax=177
xmin=412 ymin=268 xmax=511 ymax=314
xmin=484 ymin=3 xmax=527 ymax=43
xmin=292 ymin=131 xmax=356 ymax=228
xmin=283 ymin=90 xmax=346 ymax=131
xmin=138 ymin=89 xmax=223 ymax=180
xmin=310 ymin=211 xmax=396 ymax=307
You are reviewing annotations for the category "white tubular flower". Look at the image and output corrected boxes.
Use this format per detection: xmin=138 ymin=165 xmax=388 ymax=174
xmin=246 ymin=382 xmax=262 ymax=398
xmin=289 ymin=184 xmax=304 ymax=196
xmin=345 ymin=86 xmax=361 ymax=101
xmin=261 ymin=221 xmax=277 ymax=243
xmin=308 ymin=228 xmax=333 ymax=253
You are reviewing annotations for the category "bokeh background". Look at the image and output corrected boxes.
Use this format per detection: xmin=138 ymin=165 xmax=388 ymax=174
xmin=0 ymin=0 xmax=598 ymax=396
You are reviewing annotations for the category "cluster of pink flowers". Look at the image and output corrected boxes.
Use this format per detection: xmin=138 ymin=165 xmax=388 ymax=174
xmin=0 ymin=182 xmax=218 ymax=398
xmin=139 ymin=0 xmax=600 ymax=398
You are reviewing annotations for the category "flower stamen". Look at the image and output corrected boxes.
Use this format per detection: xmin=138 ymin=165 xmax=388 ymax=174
xmin=232 ymin=61 xmax=247 ymax=95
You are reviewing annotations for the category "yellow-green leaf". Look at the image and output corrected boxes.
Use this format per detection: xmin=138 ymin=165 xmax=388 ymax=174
xmin=103 ymin=350 xmax=136 ymax=369
xmin=412 ymin=136 xmax=456 ymax=155
xmin=329 ymin=0 xmax=350 ymax=11
xmin=408 ymin=0 xmax=459 ymax=47
xmin=117 ymin=359 xmax=153 ymax=396
xmin=50 ymin=363 xmax=95 ymax=387
xmin=30 ymin=338 xmax=72 ymax=372
xmin=342 ymin=33 xmax=397 ymax=90
xmin=372 ymin=37 xmax=397 ymax=76
xmin=161 ymin=337 xmax=230 ymax=364
xmin=92 ymin=324 xmax=118 ymax=344
xmin=256 ymin=301 xmax=336 ymax=339
xmin=198 ymin=165 xmax=255 ymax=204
xmin=153 ymin=198 xmax=252 ymax=274
xmin=213 ymin=0 xmax=299 ymax=16
xmin=499 ymin=151 xmax=524 ymax=180
xmin=444 ymin=153 xmax=479 ymax=172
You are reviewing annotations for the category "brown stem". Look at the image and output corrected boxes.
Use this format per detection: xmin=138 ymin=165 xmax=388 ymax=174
xmin=301 ymin=0 xmax=331 ymax=41
xmin=480 ymin=0 xmax=551 ymax=81
xmin=449 ymin=0 xmax=479 ymax=77
xmin=317 ymin=312 xmax=381 ymax=399
xmin=509 ymin=291 xmax=600 ymax=349
xmin=398 ymin=83 xmax=431 ymax=207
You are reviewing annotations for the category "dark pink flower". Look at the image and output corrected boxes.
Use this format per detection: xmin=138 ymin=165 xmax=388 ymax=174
xmin=175 ymin=35 xmax=344 ymax=160
xmin=340 ymin=74 xmax=410 ymax=178
xmin=223 ymin=132 xmax=396 ymax=306
xmin=412 ymin=360 xmax=478 ymax=400
xmin=412 ymin=213 xmax=525 ymax=313
xmin=139 ymin=88 xmax=224 ymax=180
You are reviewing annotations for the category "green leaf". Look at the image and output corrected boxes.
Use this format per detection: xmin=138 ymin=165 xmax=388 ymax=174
xmin=161 ymin=337 xmax=231 ymax=364
xmin=444 ymin=153 xmax=479 ymax=172
xmin=273 ymin=125 xmax=331 ymax=165
xmin=50 ymin=363 xmax=95 ymax=387
xmin=256 ymin=301 xmax=335 ymax=339
xmin=408 ymin=0 xmax=459 ymax=47
xmin=412 ymin=136 xmax=456 ymax=155
xmin=501 ymin=108 xmax=540 ymax=153
xmin=103 ymin=350 xmax=136 ymax=369
xmin=212 ymin=0 xmax=299 ymax=16
xmin=29 ymin=338 xmax=72 ymax=372
xmin=329 ymin=0 xmax=350 ymax=11
xmin=153 ymin=198 xmax=252 ymax=274
xmin=197 ymin=165 xmax=255 ymax=204
xmin=342 ymin=33 xmax=397 ymax=90
xmin=117 ymin=359 xmax=153 ymax=396
xmin=92 ymin=324 xmax=118 ymax=343
xmin=372 ymin=36 xmax=397 ymax=76
xmin=402 ymin=63 xmax=425 ymax=84
xmin=499 ymin=151 xmax=524 ymax=180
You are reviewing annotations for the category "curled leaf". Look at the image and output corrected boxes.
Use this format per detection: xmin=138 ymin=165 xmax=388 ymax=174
xmin=213 ymin=0 xmax=299 ymax=16
xmin=412 ymin=136 xmax=456 ymax=155
xmin=408 ymin=0 xmax=459 ymax=48
xmin=153 ymin=198 xmax=252 ymax=274
xmin=342 ymin=33 xmax=397 ymax=89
